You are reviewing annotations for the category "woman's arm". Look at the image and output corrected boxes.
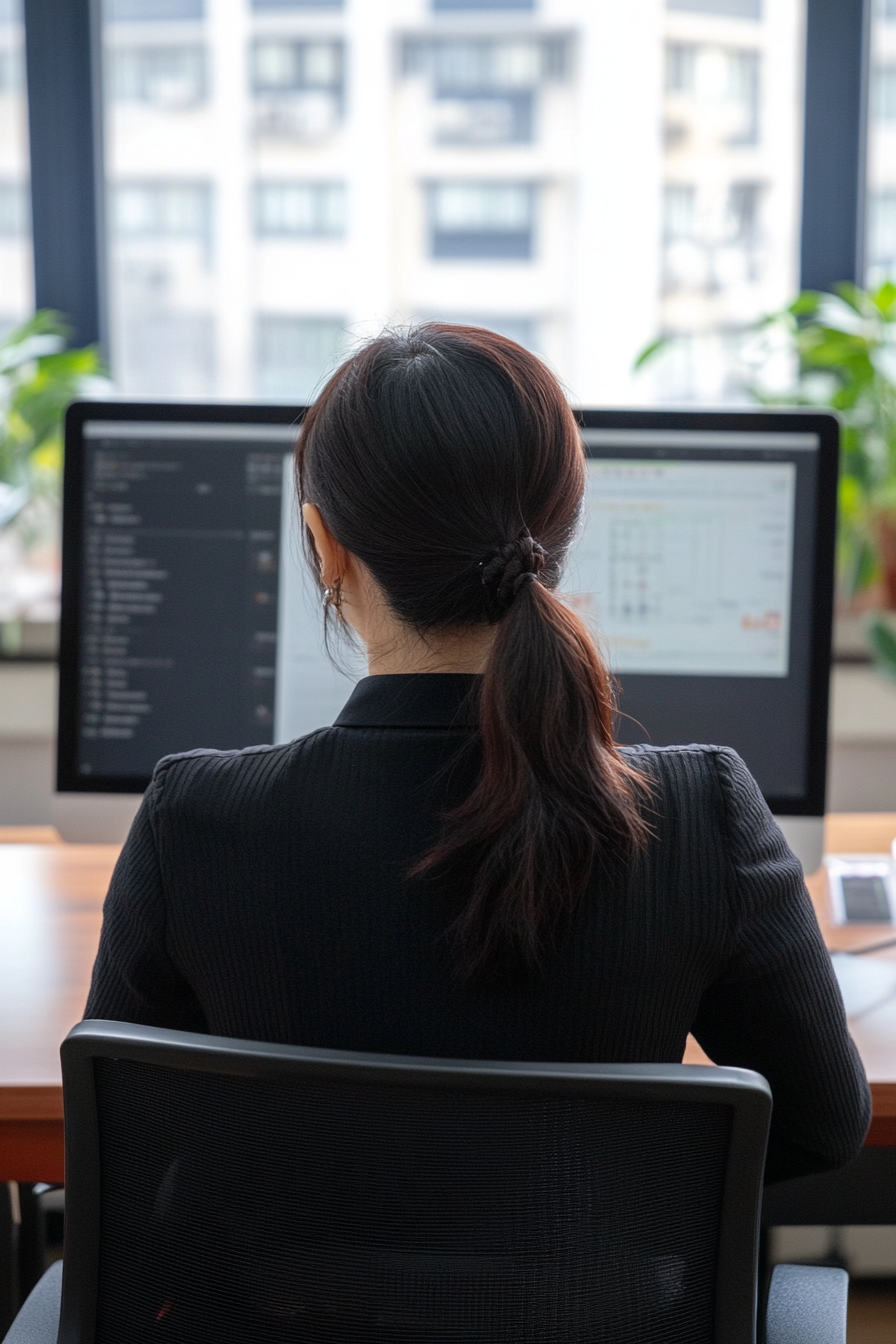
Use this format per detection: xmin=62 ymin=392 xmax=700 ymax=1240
xmin=84 ymin=766 xmax=208 ymax=1031
xmin=691 ymin=748 xmax=871 ymax=1184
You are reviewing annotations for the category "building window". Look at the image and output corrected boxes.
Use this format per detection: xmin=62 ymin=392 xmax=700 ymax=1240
xmin=109 ymin=46 xmax=208 ymax=108
xmin=665 ymin=43 xmax=697 ymax=94
xmin=118 ymin=312 xmax=215 ymax=399
xmin=434 ymin=93 xmax=533 ymax=146
xmin=254 ymin=182 xmax=346 ymax=237
xmin=873 ymin=66 xmax=896 ymax=122
xmin=432 ymin=0 xmax=534 ymax=10
xmin=663 ymin=184 xmax=697 ymax=241
xmin=727 ymin=180 xmax=762 ymax=243
xmin=112 ymin=182 xmax=212 ymax=248
xmin=403 ymin=38 xmax=568 ymax=147
xmin=429 ymin=183 xmax=535 ymax=260
xmin=106 ymin=0 xmax=205 ymax=19
xmin=667 ymin=0 xmax=761 ymax=17
xmin=403 ymin=37 xmax=567 ymax=88
xmin=726 ymin=49 xmax=760 ymax=145
xmin=662 ymin=184 xmax=701 ymax=293
xmin=0 ymin=181 xmax=28 ymax=236
xmin=252 ymin=1 xmax=342 ymax=9
xmin=868 ymin=191 xmax=896 ymax=282
xmin=252 ymin=38 xmax=344 ymax=140
xmin=0 ymin=44 xmax=22 ymax=92
xmin=255 ymin=315 xmax=348 ymax=401
xmin=252 ymin=39 xmax=343 ymax=93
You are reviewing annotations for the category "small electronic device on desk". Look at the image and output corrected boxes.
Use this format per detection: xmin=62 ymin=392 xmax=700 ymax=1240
xmin=825 ymin=843 xmax=896 ymax=1019
xmin=825 ymin=851 xmax=896 ymax=926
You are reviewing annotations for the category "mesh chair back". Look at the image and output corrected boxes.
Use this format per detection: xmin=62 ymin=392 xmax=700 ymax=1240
xmin=59 ymin=1022 xmax=771 ymax=1344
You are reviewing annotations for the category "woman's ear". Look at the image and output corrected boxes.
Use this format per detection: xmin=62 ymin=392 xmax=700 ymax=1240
xmin=302 ymin=503 xmax=346 ymax=590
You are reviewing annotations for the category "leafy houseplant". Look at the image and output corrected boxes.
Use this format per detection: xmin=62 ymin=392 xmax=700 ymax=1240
xmin=637 ymin=281 xmax=896 ymax=679
xmin=753 ymin=283 xmax=896 ymax=607
xmin=0 ymin=311 xmax=107 ymax=654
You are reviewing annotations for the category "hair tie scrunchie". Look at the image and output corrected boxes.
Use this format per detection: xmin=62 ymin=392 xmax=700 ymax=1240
xmin=480 ymin=534 xmax=546 ymax=615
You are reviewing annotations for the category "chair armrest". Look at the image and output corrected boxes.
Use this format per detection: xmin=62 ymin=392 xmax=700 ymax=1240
xmin=1 ymin=1263 xmax=62 ymax=1344
xmin=765 ymin=1263 xmax=848 ymax=1344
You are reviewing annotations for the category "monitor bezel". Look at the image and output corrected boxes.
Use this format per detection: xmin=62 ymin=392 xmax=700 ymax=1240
xmin=57 ymin=400 xmax=306 ymax=794
xmin=577 ymin=407 xmax=839 ymax=818
xmin=58 ymin=401 xmax=839 ymax=817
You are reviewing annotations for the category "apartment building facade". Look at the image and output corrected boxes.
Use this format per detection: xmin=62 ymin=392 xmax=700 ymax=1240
xmin=2 ymin=0 xmax=807 ymax=406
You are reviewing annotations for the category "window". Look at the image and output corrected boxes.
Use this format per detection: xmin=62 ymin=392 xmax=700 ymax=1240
xmin=663 ymin=184 xmax=696 ymax=241
xmin=117 ymin=311 xmax=215 ymax=397
xmin=403 ymin=38 xmax=566 ymax=88
xmin=106 ymin=0 xmax=205 ymax=18
xmin=868 ymin=191 xmax=896 ymax=284
xmin=254 ymin=181 xmax=345 ymax=236
xmin=433 ymin=93 xmax=533 ymax=146
xmin=726 ymin=49 xmax=760 ymax=145
xmin=728 ymin=180 xmax=762 ymax=242
xmin=403 ymin=37 xmax=566 ymax=147
xmin=253 ymin=1 xmax=343 ymax=9
xmin=662 ymin=185 xmax=701 ymax=293
xmin=108 ymin=183 xmax=213 ymax=395
xmin=666 ymin=43 xmax=697 ymax=94
xmin=867 ymin=8 xmax=896 ymax=285
xmin=113 ymin=182 xmax=212 ymax=240
xmin=663 ymin=180 xmax=765 ymax=295
xmin=0 ymin=181 xmax=28 ymax=237
xmin=0 ymin=43 xmax=22 ymax=93
xmin=252 ymin=39 xmax=342 ymax=92
xmin=668 ymin=0 xmax=761 ymax=17
xmin=429 ymin=183 xmax=535 ymax=260
xmin=433 ymin=0 xmax=534 ymax=11
xmin=0 ymin=0 xmax=43 ymax=647
xmin=99 ymin=0 xmax=805 ymax=405
xmin=110 ymin=46 xmax=208 ymax=108
xmin=255 ymin=315 xmax=348 ymax=400
xmin=252 ymin=38 xmax=344 ymax=140
xmin=0 ymin=0 xmax=31 ymax=331
xmin=873 ymin=66 xmax=896 ymax=122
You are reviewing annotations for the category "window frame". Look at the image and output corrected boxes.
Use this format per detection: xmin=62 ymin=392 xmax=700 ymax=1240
xmin=23 ymin=0 xmax=107 ymax=348
xmin=21 ymin=0 xmax=873 ymax=351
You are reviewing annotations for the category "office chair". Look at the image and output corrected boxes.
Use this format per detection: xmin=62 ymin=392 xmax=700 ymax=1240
xmin=4 ymin=1020 xmax=847 ymax=1344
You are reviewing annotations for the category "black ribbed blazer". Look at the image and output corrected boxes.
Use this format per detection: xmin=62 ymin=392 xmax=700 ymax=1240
xmin=86 ymin=673 xmax=870 ymax=1183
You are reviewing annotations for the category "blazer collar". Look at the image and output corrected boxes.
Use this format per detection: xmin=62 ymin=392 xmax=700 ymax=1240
xmin=334 ymin=674 xmax=480 ymax=729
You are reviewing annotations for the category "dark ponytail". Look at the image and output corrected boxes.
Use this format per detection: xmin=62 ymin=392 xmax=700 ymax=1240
xmin=297 ymin=324 xmax=651 ymax=978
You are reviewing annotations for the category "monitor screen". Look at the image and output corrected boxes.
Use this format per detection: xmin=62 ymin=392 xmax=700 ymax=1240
xmin=58 ymin=404 xmax=837 ymax=818
xmin=575 ymin=418 xmax=834 ymax=809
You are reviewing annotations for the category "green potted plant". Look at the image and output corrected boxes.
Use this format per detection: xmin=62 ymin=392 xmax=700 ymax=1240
xmin=0 ymin=310 xmax=107 ymax=655
xmin=637 ymin=281 xmax=896 ymax=678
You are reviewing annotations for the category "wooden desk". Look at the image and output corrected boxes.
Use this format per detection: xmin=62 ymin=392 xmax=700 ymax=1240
xmin=1 ymin=819 xmax=895 ymax=1183
xmin=0 ymin=842 xmax=118 ymax=1181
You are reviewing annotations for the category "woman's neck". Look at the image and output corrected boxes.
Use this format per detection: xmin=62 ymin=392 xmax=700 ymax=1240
xmin=364 ymin=620 xmax=495 ymax=676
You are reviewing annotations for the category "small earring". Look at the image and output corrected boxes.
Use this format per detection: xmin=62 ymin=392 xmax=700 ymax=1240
xmin=324 ymin=576 xmax=343 ymax=611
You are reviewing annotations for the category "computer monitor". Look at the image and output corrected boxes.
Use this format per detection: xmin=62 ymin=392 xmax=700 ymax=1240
xmin=56 ymin=402 xmax=838 ymax=873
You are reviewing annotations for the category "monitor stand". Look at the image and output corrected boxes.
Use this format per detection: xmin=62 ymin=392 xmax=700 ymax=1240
xmin=52 ymin=792 xmax=142 ymax=844
xmin=774 ymin=816 xmax=824 ymax=877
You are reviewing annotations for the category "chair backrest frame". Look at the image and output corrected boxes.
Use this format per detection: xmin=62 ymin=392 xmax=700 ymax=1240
xmin=58 ymin=1019 xmax=772 ymax=1344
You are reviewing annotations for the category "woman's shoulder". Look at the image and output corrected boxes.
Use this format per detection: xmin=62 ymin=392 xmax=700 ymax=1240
xmin=621 ymin=741 xmax=783 ymax=863
xmin=620 ymin=740 xmax=746 ymax=778
xmin=620 ymin=742 xmax=766 ymax=824
xmin=146 ymin=727 xmax=339 ymax=820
